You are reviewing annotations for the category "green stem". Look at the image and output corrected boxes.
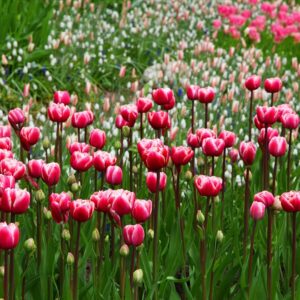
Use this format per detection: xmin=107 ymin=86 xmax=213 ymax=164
xmin=73 ymin=222 xmax=81 ymax=300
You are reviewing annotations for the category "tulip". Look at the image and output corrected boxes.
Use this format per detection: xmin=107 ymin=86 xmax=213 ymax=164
xmin=0 ymin=137 xmax=12 ymax=151
xmin=198 ymin=87 xmax=215 ymax=128
xmin=27 ymin=159 xmax=44 ymax=178
xmin=132 ymin=199 xmax=152 ymax=223
xmin=48 ymin=103 xmax=70 ymax=123
xmin=105 ymin=165 xmax=122 ymax=185
xmin=258 ymin=128 xmax=279 ymax=148
xmin=136 ymin=97 xmax=153 ymax=114
xmin=110 ymin=189 xmax=135 ymax=216
xmin=120 ymin=104 xmax=138 ymax=127
xmin=0 ymin=158 xmax=26 ymax=180
xmin=239 ymin=141 xmax=256 ymax=166
xmin=264 ymin=78 xmax=282 ymax=106
xmin=187 ymin=132 xmax=201 ymax=148
xmin=219 ymin=131 xmax=236 ymax=148
xmin=280 ymin=113 xmax=300 ymax=130
xmin=89 ymin=129 xmax=106 ymax=149
xmin=20 ymin=127 xmax=40 ymax=151
xmin=93 ymin=151 xmax=116 ymax=173
xmin=152 ymin=88 xmax=175 ymax=106
xmin=147 ymin=111 xmax=170 ymax=130
xmin=70 ymin=151 xmax=93 ymax=172
xmin=254 ymin=191 xmax=275 ymax=208
xmin=196 ymin=128 xmax=216 ymax=146
xmin=1 ymin=188 xmax=30 ymax=214
xmin=170 ymin=146 xmax=194 ymax=168
xmin=0 ymin=175 xmax=15 ymax=196
xmin=49 ymin=192 xmax=71 ymax=223
xmin=0 ymin=222 xmax=20 ymax=249
xmin=123 ymin=224 xmax=145 ymax=247
xmin=245 ymin=75 xmax=261 ymax=91
xmin=8 ymin=108 xmax=25 ymax=131
xmin=268 ymin=137 xmax=287 ymax=157
xmin=146 ymin=171 xmax=167 ymax=193
xmin=41 ymin=162 xmax=61 ymax=186
xmin=202 ymin=138 xmax=225 ymax=174
xmin=256 ymin=106 xmax=278 ymax=125
xmin=54 ymin=91 xmax=70 ymax=105
xmin=71 ymin=111 xmax=91 ymax=129
xmin=186 ymin=85 xmax=200 ymax=100
xmin=142 ymin=146 xmax=169 ymax=172
xmin=90 ymin=189 xmax=113 ymax=213
xmin=194 ymin=175 xmax=222 ymax=197
xmin=0 ymin=149 xmax=13 ymax=161
xmin=69 ymin=142 xmax=90 ymax=154
xmin=0 ymin=125 xmax=11 ymax=138
xmin=250 ymin=201 xmax=266 ymax=220
xmin=162 ymin=95 xmax=175 ymax=110
xmin=229 ymin=148 xmax=239 ymax=163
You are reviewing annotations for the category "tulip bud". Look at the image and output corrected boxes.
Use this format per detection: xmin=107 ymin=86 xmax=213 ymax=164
xmin=42 ymin=137 xmax=50 ymax=150
xmin=120 ymin=244 xmax=130 ymax=257
xmin=67 ymin=174 xmax=77 ymax=185
xmin=133 ymin=269 xmax=143 ymax=285
xmin=0 ymin=266 xmax=4 ymax=277
xmin=62 ymin=229 xmax=71 ymax=241
xmin=122 ymin=126 xmax=131 ymax=137
xmin=71 ymin=183 xmax=80 ymax=193
xmin=44 ymin=208 xmax=52 ymax=220
xmin=67 ymin=253 xmax=74 ymax=265
xmin=147 ymin=229 xmax=154 ymax=239
xmin=132 ymin=165 xmax=138 ymax=174
xmin=114 ymin=141 xmax=121 ymax=150
xmin=196 ymin=210 xmax=205 ymax=224
xmin=185 ymin=170 xmax=193 ymax=180
xmin=24 ymin=238 xmax=36 ymax=253
xmin=67 ymin=191 xmax=73 ymax=199
xmin=92 ymin=228 xmax=100 ymax=242
xmin=35 ymin=189 xmax=45 ymax=202
xmin=216 ymin=230 xmax=224 ymax=242
xmin=105 ymin=235 xmax=109 ymax=243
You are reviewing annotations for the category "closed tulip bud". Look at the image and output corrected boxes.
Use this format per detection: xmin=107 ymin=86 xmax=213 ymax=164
xmin=89 ymin=129 xmax=106 ymax=149
xmin=24 ymin=238 xmax=36 ymax=253
xmin=44 ymin=208 xmax=52 ymax=220
xmin=196 ymin=210 xmax=205 ymax=224
xmin=171 ymin=146 xmax=194 ymax=166
xmin=264 ymin=77 xmax=282 ymax=93
xmin=133 ymin=269 xmax=143 ymax=285
xmin=256 ymin=106 xmax=278 ymax=125
xmin=185 ymin=170 xmax=193 ymax=180
xmin=268 ymin=137 xmax=287 ymax=157
xmin=35 ymin=189 xmax=45 ymax=202
xmin=122 ymin=126 xmax=131 ymax=137
xmin=67 ymin=174 xmax=77 ymax=185
xmin=254 ymin=191 xmax=275 ymax=207
xmin=92 ymin=228 xmax=100 ymax=242
xmin=146 ymin=172 xmax=167 ymax=193
xmin=70 ymin=199 xmax=94 ymax=222
xmin=54 ymin=91 xmax=70 ymax=105
xmin=42 ymin=137 xmax=50 ymax=150
xmin=245 ymin=75 xmax=261 ymax=91
xmin=132 ymin=165 xmax=138 ymax=174
xmin=216 ymin=230 xmax=224 ymax=242
xmin=114 ymin=141 xmax=121 ymax=149
xmin=239 ymin=141 xmax=256 ymax=165
xmin=120 ymin=244 xmax=130 ymax=257
xmin=41 ymin=163 xmax=61 ymax=186
xmin=0 ymin=266 xmax=4 ymax=277
xmin=123 ymin=224 xmax=145 ymax=247
xmin=136 ymin=98 xmax=153 ymax=113
xmin=62 ymin=229 xmax=71 ymax=241
xmin=280 ymin=191 xmax=300 ymax=212
xmin=202 ymin=137 xmax=225 ymax=157
xmin=0 ymin=223 xmax=20 ymax=249
xmin=194 ymin=175 xmax=222 ymax=197
xmin=132 ymin=199 xmax=152 ymax=223
xmin=71 ymin=183 xmax=80 ymax=193
xmin=250 ymin=202 xmax=266 ymax=220
xmin=152 ymin=88 xmax=175 ymax=106
xmin=1 ymin=188 xmax=30 ymax=214
xmin=20 ymin=127 xmax=41 ymax=151
xmin=67 ymin=252 xmax=74 ymax=265
xmin=70 ymin=151 xmax=93 ymax=172
xmin=148 ymin=229 xmax=154 ymax=239
xmin=281 ymin=113 xmax=300 ymax=130
xmin=105 ymin=165 xmax=122 ymax=185
xmin=198 ymin=87 xmax=215 ymax=103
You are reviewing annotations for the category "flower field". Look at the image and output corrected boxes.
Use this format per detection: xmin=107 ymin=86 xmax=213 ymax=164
xmin=0 ymin=0 xmax=300 ymax=299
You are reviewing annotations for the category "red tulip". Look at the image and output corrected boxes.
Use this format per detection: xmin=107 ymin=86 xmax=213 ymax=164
xmin=105 ymin=165 xmax=123 ymax=185
xmin=71 ymin=111 xmax=91 ymax=128
xmin=202 ymin=137 xmax=225 ymax=157
xmin=198 ymin=87 xmax=215 ymax=103
xmin=0 ymin=175 xmax=15 ymax=196
xmin=110 ymin=189 xmax=135 ymax=216
xmin=229 ymin=148 xmax=239 ymax=163
xmin=277 ymin=104 xmax=293 ymax=121
xmin=194 ymin=175 xmax=222 ymax=197
xmin=280 ymin=113 xmax=300 ymax=130
xmin=123 ymin=224 xmax=145 ymax=246
xmin=115 ymin=115 xmax=129 ymax=129
xmin=0 ymin=126 xmax=11 ymax=138
xmin=280 ymin=191 xmax=300 ymax=212
xmin=186 ymin=85 xmax=200 ymax=100
xmin=253 ymin=114 xmax=264 ymax=130
xmin=70 ymin=151 xmax=93 ymax=172
xmin=54 ymin=91 xmax=70 ymax=105
xmin=0 ymin=222 xmax=20 ymax=249
xmin=264 ymin=77 xmax=282 ymax=93
xmin=148 ymin=111 xmax=170 ymax=130
xmin=250 ymin=202 xmax=266 ymax=220
xmin=93 ymin=151 xmax=117 ymax=172
xmin=69 ymin=142 xmax=90 ymax=154
xmin=0 ymin=150 xmax=13 ymax=162
xmin=0 ymin=138 xmax=12 ymax=151
xmin=1 ymin=188 xmax=30 ymax=214
xmin=90 ymin=189 xmax=113 ymax=212
xmin=152 ymin=88 xmax=175 ymax=106
xmin=162 ymin=96 xmax=175 ymax=110
xmin=219 ymin=130 xmax=236 ymax=148
xmin=146 ymin=171 xmax=167 ymax=193
xmin=136 ymin=97 xmax=153 ymax=113
xmin=137 ymin=139 xmax=163 ymax=157
xmin=49 ymin=192 xmax=71 ymax=223
xmin=0 ymin=158 xmax=26 ymax=180
xmin=70 ymin=199 xmax=95 ymax=222
xmin=187 ymin=132 xmax=201 ymax=148
xmin=245 ymin=75 xmax=261 ymax=91
xmin=258 ymin=128 xmax=279 ymax=147
xmin=48 ymin=103 xmax=70 ymax=123
xmin=89 ymin=129 xmax=106 ymax=149
xmin=256 ymin=106 xmax=278 ymax=125
xmin=20 ymin=127 xmax=40 ymax=151
xmin=41 ymin=162 xmax=61 ymax=186
xmin=8 ymin=108 xmax=25 ymax=130
xmin=27 ymin=159 xmax=44 ymax=178
xmin=132 ymin=199 xmax=152 ymax=223
xmin=120 ymin=104 xmax=138 ymax=126
xmin=196 ymin=128 xmax=216 ymax=146
xmin=268 ymin=137 xmax=287 ymax=157
xmin=239 ymin=141 xmax=256 ymax=165
xmin=170 ymin=146 xmax=194 ymax=166
xmin=254 ymin=191 xmax=275 ymax=207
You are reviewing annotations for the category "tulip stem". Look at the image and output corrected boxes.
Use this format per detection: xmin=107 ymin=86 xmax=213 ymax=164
xmin=55 ymin=122 xmax=59 ymax=162
xmin=60 ymin=122 xmax=63 ymax=169
xmin=264 ymin=124 xmax=269 ymax=190
xmin=60 ymin=225 xmax=65 ymax=298
xmin=287 ymin=129 xmax=292 ymax=190
xmin=134 ymin=251 xmax=140 ymax=300
xmin=191 ymin=100 xmax=195 ymax=133
xmin=4 ymin=250 xmax=9 ymax=300
xmin=191 ymin=148 xmax=198 ymax=225
xmin=271 ymin=157 xmax=278 ymax=195
xmin=9 ymin=213 xmax=15 ymax=300
xmin=97 ymin=213 xmax=106 ymax=286
xmin=204 ymin=103 xmax=208 ymax=128
xmin=270 ymin=93 xmax=274 ymax=107
xmin=291 ymin=212 xmax=297 ymax=300
xmin=221 ymin=149 xmax=226 ymax=229
xmin=73 ymin=222 xmax=81 ymax=300
xmin=94 ymin=169 xmax=98 ymax=191
xmin=110 ymin=222 xmax=115 ymax=266
xmin=36 ymin=200 xmax=42 ymax=267
xmin=267 ymin=208 xmax=273 ymax=300
xmin=77 ymin=128 xmax=80 ymax=143
xmin=209 ymin=241 xmax=218 ymax=300
xmin=248 ymin=91 xmax=253 ymax=141
xmin=248 ymin=221 xmax=257 ymax=297
xmin=120 ymin=131 xmax=123 ymax=169
xmin=243 ymin=166 xmax=250 ymax=260
xmin=130 ymin=247 xmax=136 ymax=288
xmin=139 ymin=113 xmax=143 ymax=187
xmin=129 ymin=128 xmax=133 ymax=192
xmin=153 ymin=171 xmax=161 ymax=300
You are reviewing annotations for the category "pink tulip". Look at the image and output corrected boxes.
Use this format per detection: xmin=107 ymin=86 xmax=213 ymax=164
xmin=264 ymin=78 xmax=282 ymax=93
xmin=41 ymin=162 xmax=61 ymax=186
xmin=93 ymin=151 xmax=117 ymax=172
xmin=54 ymin=91 xmax=70 ymax=105
xmin=152 ymin=88 xmax=175 ymax=106
xmin=202 ymin=138 xmax=225 ymax=157
xmin=123 ymin=224 xmax=145 ymax=246
xmin=239 ymin=141 xmax=256 ymax=165
xmin=250 ymin=202 xmax=266 ymax=220
xmin=69 ymin=142 xmax=90 ymax=154
xmin=245 ymin=75 xmax=261 ymax=91
xmin=49 ymin=192 xmax=71 ymax=223
xmin=70 ymin=199 xmax=95 ymax=222
xmin=280 ymin=191 xmax=300 ymax=212
xmin=105 ymin=165 xmax=122 ymax=185
xmin=20 ymin=127 xmax=40 ymax=151
xmin=194 ymin=175 xmax=222 ymax=197
xmin=89 ymin=129 xmax=106 ymax=150
xmin=0 ymin=222 xmax=20 ymax=249
xmin=146 ymin=172 xmax=167 ymax=193
xmin=1 ymin=188 xmax=30 ymax=214
xmin=0 ymin=158 xmax=26 ymax=180
xmin=70 ymin=151 xmax=93 ymax=172
xmin=136 ymin=98 xmax=153 ymax=113
xmin=27 ymin=159 xmax=44 ymax=178
xmin=268 ymin=137 xmax=287 ymax=157
xmin=254 ymin=191 xmax=275 ymax=207
xmin=48 ymin=103 xmax=70 ymax=123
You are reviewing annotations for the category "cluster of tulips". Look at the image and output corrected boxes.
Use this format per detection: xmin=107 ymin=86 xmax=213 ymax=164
xmin=0 ymin=70 xmax=299 ymax=300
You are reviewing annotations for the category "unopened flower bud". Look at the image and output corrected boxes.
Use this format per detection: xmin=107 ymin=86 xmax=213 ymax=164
xmin=196 ymin=210 xmax=205 ymax=224
xmin=133 ymin=269 xmax=143 ymax=285
xmin=122 ymin=126 xmax=130 ymax=137
xmin=92 ymin=228 xmax=100 ymax=242
xmin=132 ymin=165 xmax=138 ymax=174
xmin=62 ymin=229 xmax=71 ymax=241
xmin=216 ymin=230 xmax=224 ymax=242
xmin=24 ymin=238 xmax=36 ymax=253
xmin=71 ymin=183 xmax=80 ymax=193
xmin=105 ymin=235 xmax=109 ymax=243
xmin=114 ymin=141 xmax=121 ymax=150
xmin=67 ymin=253 xmax=74 ymax=265
xmin=147 ymin=229 xmax=154 ymax=239
xmin=35 ymin=189 xmax=45 ymax=202
xmin=185 ymin=170 xmax=193 ymax=180
xmin=44 ymin=208 xmax=52 ymax=220
xmin=67 ymin=174 xmax=77 ymax=185
xmin=43 ymin=137 xmax=50 ymax=150
xmin=120 ymin=244 xmax=130 ymax=257
xmin=0 ymin=266 xmax=4 ymax=277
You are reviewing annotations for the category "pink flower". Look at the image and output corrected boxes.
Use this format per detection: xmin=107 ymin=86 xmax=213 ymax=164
xmin=132 ymin=199 xmax=152 ymax=223
xmin=254 ymin=191 xmax=275 ymax=207
xmin=250 ymin=202 xmax=266 ymax=220
xmin=146 ymin=172 xmax=167 ymax=193
xmin=0 ymin=223 xmax=20 ymax=250
xmin=194 ymin=175 xmax=222 ymax=197
xmin=105 ymin=166 xmax=122 ymax=185
xmin=123 ymin=224 xmax=145 ymax=246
